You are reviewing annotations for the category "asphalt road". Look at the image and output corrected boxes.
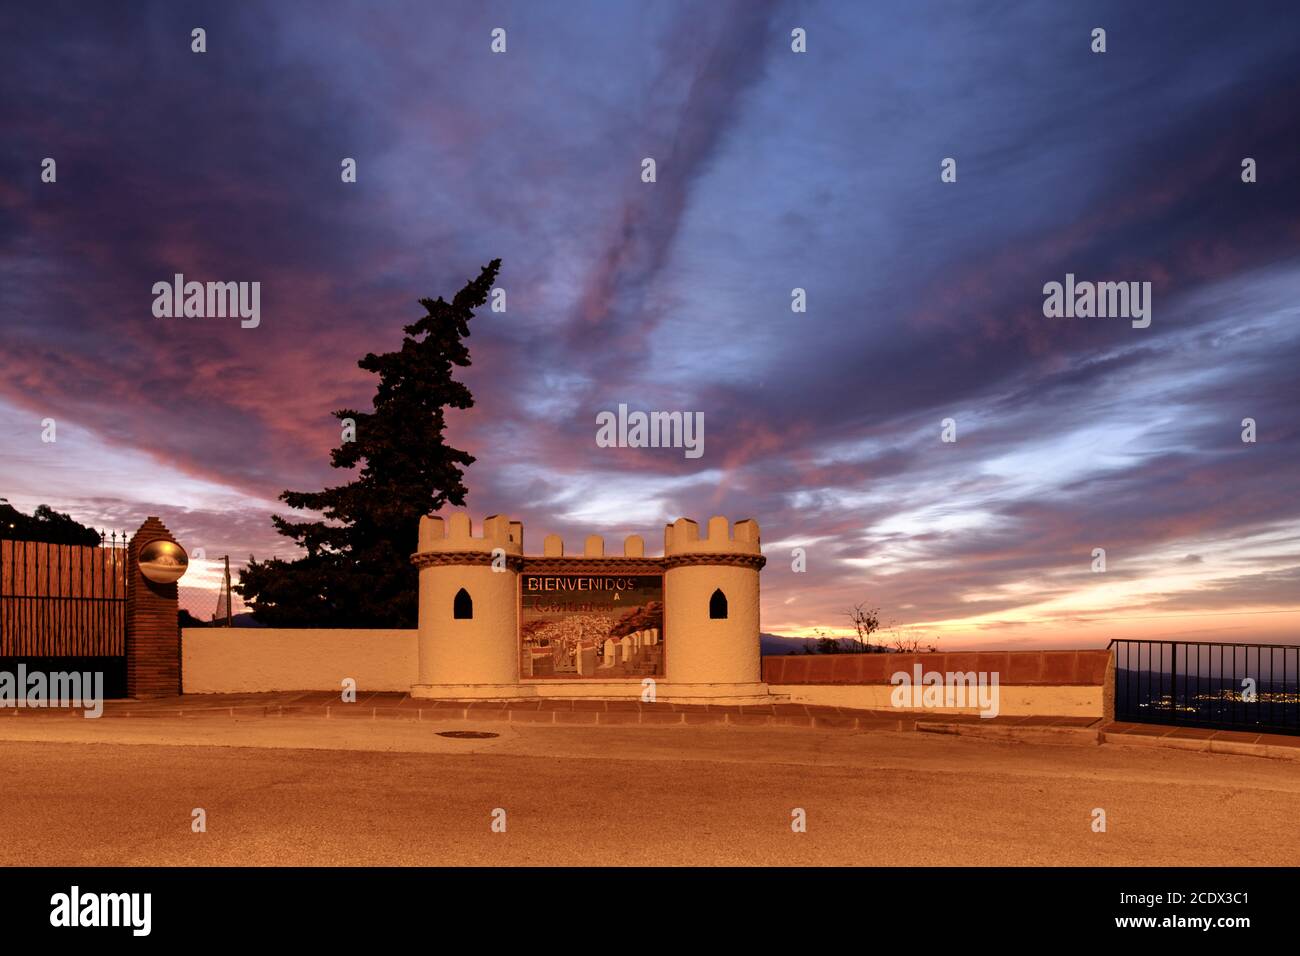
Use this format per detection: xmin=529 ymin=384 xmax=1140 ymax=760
xmin=1 ymin=718 xmax=1297 ymax=865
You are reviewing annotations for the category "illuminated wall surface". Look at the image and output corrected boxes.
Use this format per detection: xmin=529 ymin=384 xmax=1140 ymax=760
xmin=409 ymin=513 xmax=767 ymax=701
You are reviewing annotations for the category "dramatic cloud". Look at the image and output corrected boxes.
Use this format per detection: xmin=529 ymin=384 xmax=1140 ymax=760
xmin=2 ymin=1 xmax=1299 ymax=645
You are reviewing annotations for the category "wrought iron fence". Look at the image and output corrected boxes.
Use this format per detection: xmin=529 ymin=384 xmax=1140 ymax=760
xmin=1110 ymin=639 xmax=1299 ymax=735
xmin=0 ymin=534 xmax=128 ymax=656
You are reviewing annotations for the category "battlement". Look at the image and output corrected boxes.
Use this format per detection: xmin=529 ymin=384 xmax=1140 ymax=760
xmin=540 ymin=532 xmax=646 ymax=558
xmin=416 ymin=512 xmax=524 ymax=554
xmin=663 ymin=516 xmax=761 ymax=557
xmin=413 ymin=513 xmax=761 ymax=562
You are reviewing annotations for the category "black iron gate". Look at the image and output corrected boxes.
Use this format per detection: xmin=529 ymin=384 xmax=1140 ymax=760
xmin=0 ymin=535 xmax=129 ymax=698
xmin=1111 ymin=639 xmax=1299 ymax=735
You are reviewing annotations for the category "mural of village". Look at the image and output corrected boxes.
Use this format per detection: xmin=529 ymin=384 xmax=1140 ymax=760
xmin=520 ymin=575 xmax=663 ymax=679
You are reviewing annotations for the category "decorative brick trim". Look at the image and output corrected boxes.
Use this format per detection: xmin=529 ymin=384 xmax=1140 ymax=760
xmin=410 ymin=551 xmax=527 ymax=572
xmin=663 ymin=552 xmax=766 ymax=571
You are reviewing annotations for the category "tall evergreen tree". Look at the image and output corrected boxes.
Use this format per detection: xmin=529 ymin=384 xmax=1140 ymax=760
xmin=236 ymin=260 xmax=500 ymax=627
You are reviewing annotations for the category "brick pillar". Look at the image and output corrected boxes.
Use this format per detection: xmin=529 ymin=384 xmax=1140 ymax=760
xmin=126 ymin=516 xmax=181 ymax=698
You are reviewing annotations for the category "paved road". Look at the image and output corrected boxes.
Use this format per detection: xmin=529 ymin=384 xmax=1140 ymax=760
xmin=1 ymin=718 xmax=1297 ymax=865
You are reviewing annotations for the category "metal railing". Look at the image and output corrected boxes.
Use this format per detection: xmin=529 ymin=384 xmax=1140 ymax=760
xmin=1110 ymin=639 xmax=1299 ymax=735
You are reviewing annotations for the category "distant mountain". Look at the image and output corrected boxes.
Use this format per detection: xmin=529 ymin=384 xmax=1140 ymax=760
xmin=760 ymin=632 xmax=894 ymax=655
xmin=761 ymin=632 xmax=846 ymax=655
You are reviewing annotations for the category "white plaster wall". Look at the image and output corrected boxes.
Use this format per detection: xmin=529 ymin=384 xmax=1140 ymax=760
xmin=182 ymin=628 xmax=416 ymax=693
xmin=416 ymin=565 xmax=518 ymax=686
xmin=772 ymin=683 xmax=1103 ymax=718
xmin=664 ymin=565 xmax=761 ymax=685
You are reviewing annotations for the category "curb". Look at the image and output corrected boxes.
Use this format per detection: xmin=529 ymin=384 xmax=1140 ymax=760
xmin=8 ymin=703 xmax=918 ymax=732
xmin=14 ymin=704 xmax=1297 ymax=757
xmin=1099 ymin=730 xmax=1300 ymax=762
xmin=10 ymin=702 xmax=925 ymax=733
xmin=307 ymin=705 xmax=918 ymax=731
xmin=917 ymin=721 xmax=1103 ymax=746
xmin=918 ymin=719 xmax=1300 ymax=761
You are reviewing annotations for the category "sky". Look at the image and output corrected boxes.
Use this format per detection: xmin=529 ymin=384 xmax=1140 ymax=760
xmin=2 ymin=1 xmax=1299 ymax=648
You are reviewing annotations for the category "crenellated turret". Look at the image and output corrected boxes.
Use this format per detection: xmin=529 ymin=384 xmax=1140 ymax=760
xmin=661 ymin=517 xmax=765 ymax=688
xmin=411 ymin=512 xmax=523 ymax=695
xmin=410 ymin=512 xmax=768 ymax=702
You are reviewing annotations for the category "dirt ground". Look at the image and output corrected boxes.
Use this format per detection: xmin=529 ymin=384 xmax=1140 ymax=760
xmin=1 ymin=717 xmax=1297 ymax=866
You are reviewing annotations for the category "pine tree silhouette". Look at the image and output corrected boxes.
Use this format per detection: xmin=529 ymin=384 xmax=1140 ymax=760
xmin=236 ymin=259 xmax=500 ymax=627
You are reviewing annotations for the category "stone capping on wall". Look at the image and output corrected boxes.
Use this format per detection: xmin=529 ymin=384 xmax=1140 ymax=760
xmin=763 ymin=649 xmax=1110 ymax=686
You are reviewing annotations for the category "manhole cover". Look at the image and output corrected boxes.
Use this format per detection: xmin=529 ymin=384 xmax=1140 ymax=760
xmin=437 ymin=730 xmax=500 ymax=739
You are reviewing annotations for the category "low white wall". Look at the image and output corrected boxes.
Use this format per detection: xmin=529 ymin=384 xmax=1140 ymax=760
xmin=182 ymin=628 xmax=417 ymax=694
xmin=180 ymin=628 xmax=1105 ymax=717
xmin=772 ymin=683 xmax=1102 ymax=718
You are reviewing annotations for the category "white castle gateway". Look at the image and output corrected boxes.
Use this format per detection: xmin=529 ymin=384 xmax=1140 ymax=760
xmin=410 ymin=513 xmax=769 ymax=703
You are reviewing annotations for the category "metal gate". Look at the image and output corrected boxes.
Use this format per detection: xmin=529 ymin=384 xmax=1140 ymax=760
xmin=0 ymin=535 xmax=129 ymax=697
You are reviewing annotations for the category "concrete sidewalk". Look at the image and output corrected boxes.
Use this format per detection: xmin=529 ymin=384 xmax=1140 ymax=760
xmin=3 ymin=690 xmax=1103 ymax=731
xmin=917 ymin=715 xmax=1300 ymax=761
xmin=1098 ymin=719 xmax=1300 ymax=760
xmin=9 ymin=692 xmax=1298 ymax=760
